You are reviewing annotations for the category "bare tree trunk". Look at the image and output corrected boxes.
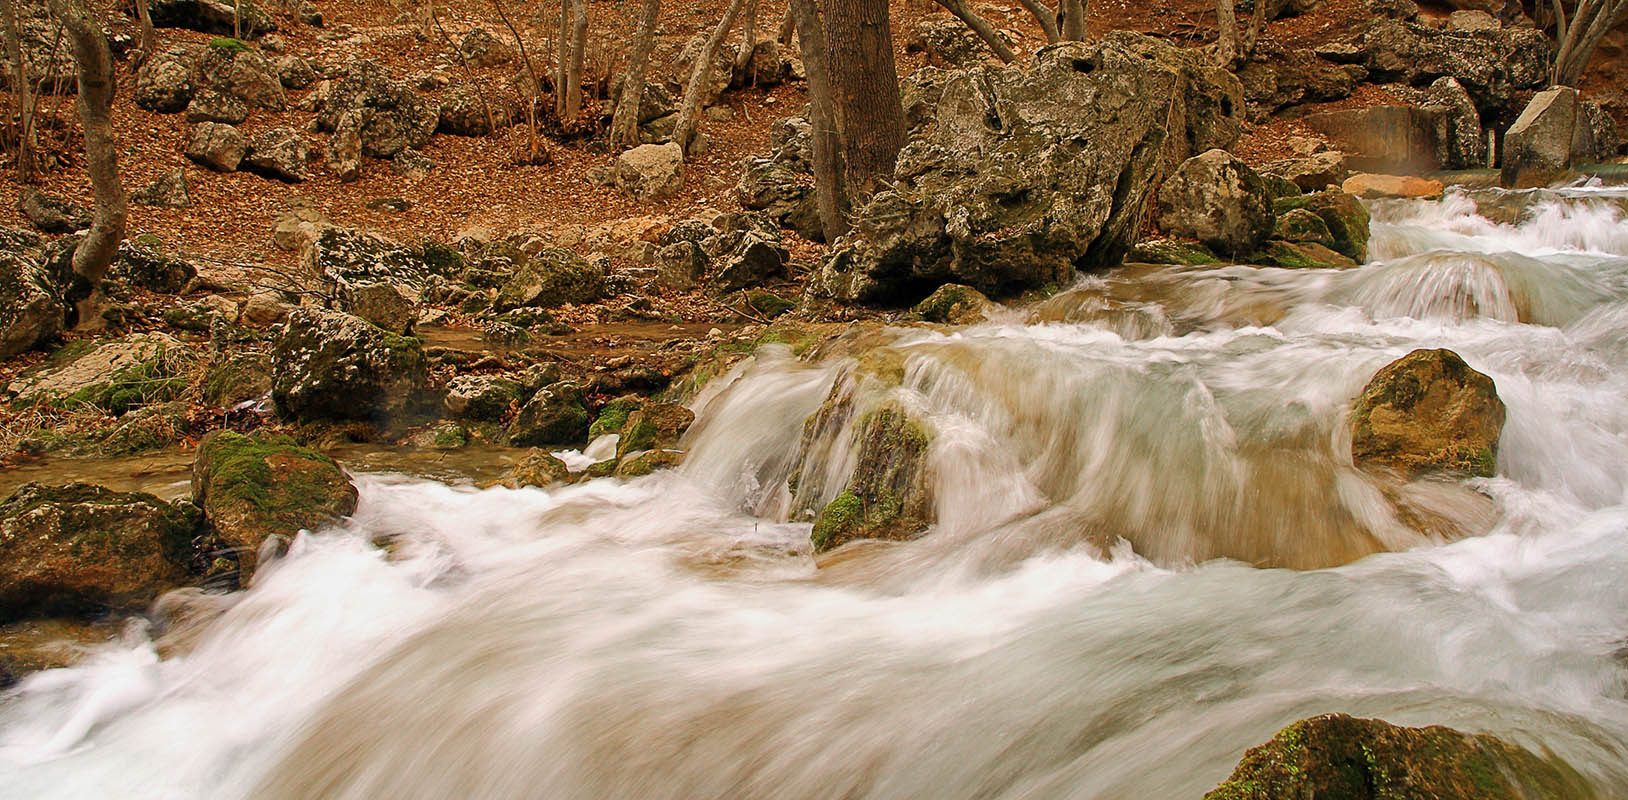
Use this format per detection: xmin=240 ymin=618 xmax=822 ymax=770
xmin=133 ymin=0 xmax=155 ymax=65
xmin=610 ymin=0 xmax=660 ymax=149
xmin=432 ymin=4 xmax=497 ymax=135
xmin=673 ymin=0 xmax=746 ymax=154
xmin=933 ymin=0 xmax=1014 ymax=63
xmin=489 ymin=0 xmax=544 ymax=160
xmin=565 ymin=0 xmax=587 ymax=122
xmin=1015 ymin=0 xmax=1060 ymax=43
xmin=777 ymin=2 xmax=794 ymax=45
xmin=1553 ymin=0 xmax=1628 ymax=86
xmin=789 ymin=0 xmax=846 ymax=240
xmin=734 ymin=0 xmax=757 ymax=81
xmin=233 ymin=0 xmax=241 ymax=38
xmin=554 ymin=0 xmax=568 ymax=118
xmin=1214 ymin=0 xmax=1237 ymax=66
xmin=825 ymin=0 xmax=903 ymax=195
xmin=1239 ymin=0 xmax=1265 ymax=61
xmin=45 ymin=0 xmax=125 ymax=329
xmin=1058 ymin=0 xmax=1086 ymax=40
xmin=1 ymin=0 xmax=38 ymax=182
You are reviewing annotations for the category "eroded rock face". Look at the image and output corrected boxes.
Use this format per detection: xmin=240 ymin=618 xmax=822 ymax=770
xmin=1351 ymin=348 xmax=1505 ymax=478
xmin=192 ymin=430 xmax=358 ymax=583
xmin=1360 ymin=17 xmax=1549 ymax=116
xmin=1204 ymin=713 xmax=1596 ymax=800
xmin=186 ymin=121 xmax=249 ymax=172
xmin=811 ymin=34 xmax=1242 ymax=305
xmin=270 ymin=308 xmax=429 ymax=424
xmin=0 ymin=483 xmax=200 ymax=622
xmin=1156 ymin=149 xmax=1275 ymax=256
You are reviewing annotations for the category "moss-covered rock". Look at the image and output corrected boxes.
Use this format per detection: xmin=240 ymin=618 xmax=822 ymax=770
xmin=442 ymin=374 xmax=522 ymax=422
xmin=913 ymin=283 xmax=994 ymax=325
xmin=270 ymin=308 xmax=428 ymax=424
xmin=614 ymin=448 xmax=686 ymax=478
xmin=203 ymin=352 xmax=273 ymax=405
xmin=1259 ymin=172 xmax=1303 ymax=200
xmin=803 ymin=399 xmax=936 ymax=553
xmin=1272 ymin=190 xmax=1371 ymax=261
xmin=12 ymin=334 xmax=193 ymax=416
xmin=1248 ymin=240 xmax=1357 ymax=269
xmin=589 ymin=395 xmax=644 ymax=440
xmin=0 ymin=482 xmax=201 ymax=622
xmin=1205 ymin=713 xmax=1596 ymax=800
xmin=1128 ymin=237 xmax=1221 ymax=265
xmin=191 ymin=430 xmax=359 ymax=582
xmin=615 ymin=403 xmax=694 ymax=459
xmin=109 ymin=237 xmax=198 ymax=294
xmin=745 ymin=290 xmax=796 ymax=319
xmin=1272 ymin=207 xmax=1334 ymax=246
xmin=492 ymin=248 xmax=606 ymax=312
xmin=501 ymin=448 xmax=571 ymax=488
xmin=99 ymin=401 xmax=189 ymax=455
xmin=405 ymin=421 xmax=468 ymax=450
xmin=507 ymin=381 xmax=590 ymax=447
xmin=0 ymin=250 xmax=62 ymax=360
xmin=1351 ymin=349 xmax=1505 ymax=478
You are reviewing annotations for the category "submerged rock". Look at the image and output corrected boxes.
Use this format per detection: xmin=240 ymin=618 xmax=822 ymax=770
xmin=0 ymin=483 xmax=200 ymax=622
xmin=191 ymin=430 xmax=358 ymax=584
xmin=1205 ymin=713 xmax=1596 ymax=799
xmin=501 ymin=448 xmax=571 ymax=488
xmin=1351 ymin=348 xmax=1505 ymax=478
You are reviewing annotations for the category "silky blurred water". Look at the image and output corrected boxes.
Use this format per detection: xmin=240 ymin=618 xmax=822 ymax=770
xmin=3 ymin=186 xmax=1627 ymax=799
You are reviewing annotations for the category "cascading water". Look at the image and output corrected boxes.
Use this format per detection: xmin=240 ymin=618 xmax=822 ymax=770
xmin=4 ymin=185 xmax=1628 ymax=799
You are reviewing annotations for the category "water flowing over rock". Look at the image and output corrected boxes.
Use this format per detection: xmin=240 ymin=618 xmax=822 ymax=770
xmin=270 ymin=308 xmax=429 ymax=424
xmin=1205 ymin=714 xmax=1596 ymax=800
xmin=810 ymin=33 xmax=1244 ymax=305
xmin=1351 ymin=348 xmax=1505 ymax=478
xmin=191 ymin=430 xmax=358 ymax=584
xmin=0 ymin=483 xmax=200 ymax=622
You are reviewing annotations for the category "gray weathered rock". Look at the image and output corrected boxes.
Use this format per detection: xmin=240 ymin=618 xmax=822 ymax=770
xmin=110 ymin=238 xmax=198 ymax=293
xmin=1237 ymin=46 xmax=1360 ymax=118
xmin=18 ymin=189 xmax=91 ymax=234
xmin=316 ymin=59 xmax=438 ymax=158
xmin=270 ymin=308 xmax=428 ymax=423
xmin=736 ymin=157 xmax=820 ymax=239
xmin=508 ymin=382 xmax=590 ymax=447
xmin=1501 ymin=87 xmax=1578 ymax=189
xmin=438 ymin=84 xmax=520 ymax=136
xmin=1576 ymin=99 xmax=1621 ymax=164
xmin=131 ymin=169 xmax=192 ymax=209
xmin=185 ymin=121 xmax=249 ymax=172
xmin=655 ymin=241 xmax=708 ymax=290
xmin=243 ymin=126 xmax=309 ymax=182
xmin=812 ymin=34 xmax=1239 ymax=304
xmin=191 ymin=42 xmax=286 ymax=111
xmin=306 ymin=226 xmax=456 ymax=299
xmin=443 ymin=375 xmax=521 ymax=422
xmin=342 ymin=281 xmax=416 ymax=334
xmin=184 ymin=89 xmax=250 ymax=123
xmin=492 ymin=248 xmax=606 ymax=311
xmin=134 ymin=45 xmax=199 ymax=112
xmin=459 ymin=27 xmax=512 ymax=67
xmin=614 ymin=142 xmax=685 ymax=202
xmin=905 ymin=18 xmax=1008 ymax=69
xmin=1156 ymin=149 xmax=1275 ymax=255
xmin=327 ymin=111 xmax=364 ymax=182
xmin=0 ymin=251 xmax=62 ymax=359
xmin=1421 ymin=77 xmax=1486 ymax=169
xmin=1259 ymin=151 xmax=1348 ymax=192
xmin=276 ymin=55 xmax=317 ymax=90
xmin=1360 ymin=18 xmax=1549 ymax=115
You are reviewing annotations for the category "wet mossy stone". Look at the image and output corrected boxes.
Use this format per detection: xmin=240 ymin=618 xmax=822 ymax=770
xmin=1272 ymin=207 xmax=1334 ymax=246
xmin=270 ymin=308 xmax=428 ymax=424
xmin=615 ymin=403 xmax=694 ymax=459
xmin=492 ymin=248 xmax=606 ymax=312
xmin=614 ymin=448 xmax=685 ymax=478
xmin=913 ymin=283 xmax=993 ymax=325
xmin=589 ymin=395 xmax=644 ymax=440
xmin=809 ymin=404 xmax=935 ymax=553
xmin=1127 ymin=238 xmax=1220 ymax=266
xmin=1272 ymin=190 xmax=1371 ymax=261
xmin=191 ymin=430 xmax=359 ymax=583
xmin=0 ymin=482 xmax=201 ymax=623
xmin=1249 ymin=240 xmax=1357 ymax=269
xmin=203 ymin=352 xmax=273 ymax=406
xmin=1351 ymin=349 xmax=1505 ymax=478
xmin=1205 ymin=713 xmax=1597 ymax=800
xmin=501 ymin=448 xmax=571 ymax=488
xmin=1260 ymin=172 xmax=1303 ymax=200
xmin=507 ymin=381 xmax=590 ymax=447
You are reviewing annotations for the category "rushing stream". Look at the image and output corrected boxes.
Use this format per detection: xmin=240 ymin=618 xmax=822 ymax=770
xmin=4 ymin=185 xmax=1628 ymax=798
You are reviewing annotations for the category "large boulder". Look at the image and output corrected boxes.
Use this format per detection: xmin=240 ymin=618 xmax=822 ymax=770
xmin=270 ymin=308 xmax=429 ymax=424
xmin=1205 ymin=714 xmax=1596 ymax=800
xmin=1272 ymin=190 xmax=1371 ymax=261
xmin=1237 ymin=46 xmax=1362 ymax=118
xmin=134 ymin=44 xmax=199 ymax=112
xmin=109 ymin=238 xmax=198 ymax=293
xmin=1420 ymin=76 xmax=1486 ymax=169
xmin=192 ymin=430 xmax=358 ymax=583
xmin=1360 ymin=18 xmax=1549 ymax=116
xmin=0 ymin=250 xmax=61 ymax=359
xmin=0 ymin=483 xmax=200 ymax=622
xmin=492 ymin=248 xmax=606 ymax=311
xmin=1156 ymin=149 xmax=1275 ymax=256
xmin=810 ymin=34 xmax=1241 ymax=305
xmin=614 ymin=142 xmax=685 ymax=202
xmin=438 ymin=84 xmax=520 ymax=136
xmin=508 ymin=381 xmax=590 ymax=447
xmin=736 ymin=157 xmax=820 ymax=239
xmin=443 ymin=374 xmax=522 ymax=422
xmin=306 ymin=226 xmax=459 ymax=299
xmin=614 ymin=403 xmax=694 ymax=459
xmin=1501 ymin=87 xmax=1576 ymax=189
xmin=148 ymin=0 xmax=275 ymax=38
xmin=316 ymin=60 xmax=438 ymax=158
xmin=185 ymin=121 xmax=248 ymax=172
xmin=1351 ymin=348 xmax=1505 ymax=478
xmin=242 ymin=126 xmax=310 ymax=182
xmin=190 ymin=40 xmax=285 ymax=113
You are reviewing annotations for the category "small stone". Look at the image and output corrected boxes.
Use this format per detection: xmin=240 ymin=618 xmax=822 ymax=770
xmin=132 ymin=169 xmax=192 ymax=209
xmin=613 ymin=142 xmax=685 ymax=202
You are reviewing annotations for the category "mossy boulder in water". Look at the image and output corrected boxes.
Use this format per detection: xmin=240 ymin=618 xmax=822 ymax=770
xmin=806 ymin=401 xmax=935 ymax=553
xmin=1249 ymin=240 xmax=1356 ymax=269
xmin=1128 ymin=237 xmax=1221 ymax=266
xmin=1156 ymin=149 xmax=1276 ymax=255
xmin=589 ymin=395 xmax=645 ymax=439
xmin=1272 ymin=207 xmax=1334 ymax=246
xmin=500 ymin=448 xmax=571 ymax=488
xmin=191 ymin=430 xmax=359 ymax=583
xmin=1351 ymin=349 xmax=1505 ymax=478
xmin=508 ymin=381 xmax=590 ymax=447
xmin=0 ymin=482 xmax=201 ymax=622
xmin=614 ymin=449 xmax=686 ymax=478
xmin=492 ymin=248 xmax=606 ymax=312
xmin=1205 ymin=713 xmax=1596 ymax=800
xmin=1272 ymin=190 xmax=1371 ymax=261
xmin=913 ymin=283 xmax=994 ymax=325
xmin=615 ymin=403 xmax=694 ymax=459
xmin=270 ymin=308 xmax=428 ymax=424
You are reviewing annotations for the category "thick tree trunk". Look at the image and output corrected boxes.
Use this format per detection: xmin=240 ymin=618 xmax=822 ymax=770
xmin=1553 ymin=0 xmax=1628 ymax=86
xmin=45 ymin=0 xmax=125 ymax=329
xmin=610 ymin=0 xmax=660 ymax=149
xmin=734 ymin=0 xmax=757 ymax=81
xmin=825 ymin=0 xmax=903 ymax=196
xmin=933 ymin=0 xmax=1015 ymax=63
xmin=789 ymin=0 xmax=846 ymax=240
xmin=1015 ymin=0 xmax=1060 ymax=43
xmin=1058 ymin=0 xmax=1086 ymax=40
xmin=1 ymin=0 xmax=38 ymax=182
xmin=564 ymin=0 xmax=587 ymax=122
xmin=673 ymin=0 xmax=746 ymax=154
xmin=1214 ymin=0 xmax=1237 ymax=66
